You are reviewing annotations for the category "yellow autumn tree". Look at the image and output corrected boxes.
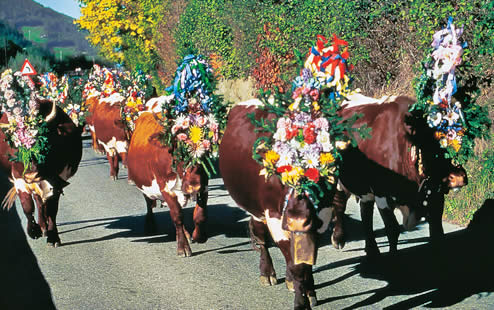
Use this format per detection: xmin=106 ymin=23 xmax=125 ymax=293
xmin=75 ymin=0 xmax=169 ymax=90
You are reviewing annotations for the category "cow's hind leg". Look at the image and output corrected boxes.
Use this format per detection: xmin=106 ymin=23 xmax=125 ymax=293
xmin=45 ymin=192 xmax=61 ymax=247
xmin=18 ymin=192 xmax=42 ymax=239
xmin=107 ymin=151 xmax=119 ymax=181
xmin=377 ymin=205 xmax=400 ymax=253
xmin=249 ymin=217 xmax=277 ymax=286
xmin=192 ymin=185 xmax=208 ymax=243
xmin=360 ymin=195 xmax=380 ymax=257
xmin=163 ymin=193 xmax=191 ymax=257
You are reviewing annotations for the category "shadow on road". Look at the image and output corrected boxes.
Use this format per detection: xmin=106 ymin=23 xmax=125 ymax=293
xmin=0 ymin=171 xmax=56 ymax=309
xmin=58 ymin=202 xmax=250 ymax=253
xmin=316 ymin=199 xmax=494 ymax=309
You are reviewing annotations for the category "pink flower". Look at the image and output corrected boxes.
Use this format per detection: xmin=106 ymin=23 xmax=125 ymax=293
xmin=276 ymin=117 xmax=291 ymax=130
xmin=313 ymin=118 xmax=328 ymax=131
xmin=177 ymin=133 xmax=188 ymax=141
xmin=202 ymin=139 xmax=211 ymax=150
xmin=197 ymin=115 xmax=207 ymax=127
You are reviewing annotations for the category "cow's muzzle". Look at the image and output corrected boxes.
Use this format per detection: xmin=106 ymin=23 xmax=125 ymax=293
xmin=185 ymin=184 xmax=201 ymax=195
xmin=284 ymin=216 xmax=313 ymax=233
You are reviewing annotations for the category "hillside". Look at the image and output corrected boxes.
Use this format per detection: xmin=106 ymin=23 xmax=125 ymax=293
xmin=0 ymin=0 xmax=97 ymax=59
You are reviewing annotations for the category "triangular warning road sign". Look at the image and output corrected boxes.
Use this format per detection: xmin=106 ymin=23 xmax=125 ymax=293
xmin=21 ymin=59 xmax=37 ymax=76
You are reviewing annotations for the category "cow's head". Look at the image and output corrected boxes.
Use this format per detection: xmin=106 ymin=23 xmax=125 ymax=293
xmin=180 ymin=164 xmax=205 ymax=197
xmin=443 ymin=165 xmax=468 ymax=192
xmin=282 ymin=191 xmax=320 ymax=233
xmin=281 ymin=190 xmax=321 ymax=265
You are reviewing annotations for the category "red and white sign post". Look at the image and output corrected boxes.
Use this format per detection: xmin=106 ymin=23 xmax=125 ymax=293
xmin=20 ymin=59 xmax=37 ymax=84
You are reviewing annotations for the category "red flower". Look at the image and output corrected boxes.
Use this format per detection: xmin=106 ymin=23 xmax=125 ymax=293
xmin=303 ymin=125 xmax=316 ymax=144
xmin=277 ymin=165 xmax=293 ymax=173
xmin=305 ymin=168 xmax=319 ymax=183
xmin=286 ymin=125 xmax=299 ymax=140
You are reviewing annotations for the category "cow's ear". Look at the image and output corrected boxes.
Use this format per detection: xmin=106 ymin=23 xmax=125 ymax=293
xmin=148 ymin=133 xmax=162 ymax=147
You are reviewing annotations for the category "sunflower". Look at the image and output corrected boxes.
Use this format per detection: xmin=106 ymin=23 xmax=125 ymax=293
xmin=189 ymin=126 xmax=203 ymax=144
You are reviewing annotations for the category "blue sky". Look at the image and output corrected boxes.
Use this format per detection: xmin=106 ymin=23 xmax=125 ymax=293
xmin=34 ymin=0 xmax=82 ymax=19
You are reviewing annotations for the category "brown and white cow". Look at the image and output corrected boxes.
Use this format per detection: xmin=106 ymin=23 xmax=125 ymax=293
xmin=219 ymin=100 xmax=335 ymax=310
xmin=127 ymin=111 xmax=208 ymax=257
xmin=334 ymin=96 xmax=467 ymax=256
xmin=0 ymin=99 xmax=83 ymax=247
xmin=91 ymin=93 xmax=129 ymax=180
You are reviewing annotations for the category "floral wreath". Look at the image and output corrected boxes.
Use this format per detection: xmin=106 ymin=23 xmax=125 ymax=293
xmin=62 ymin=70 xmax=90 ymax=127
xmin=251 ymin=35 xmax=369 ymax=203
xmin=158 ymin=54 xmax=227 ymax=177
xmin=83 ymin=65 xmax=120 ymax=99
xmin=411 ymin=17 xmax=491 ymax=165
xmin=0 ymin=69 xmax=50 ymax=171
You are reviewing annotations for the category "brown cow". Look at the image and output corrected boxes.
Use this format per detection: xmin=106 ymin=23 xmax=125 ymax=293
xmin=0 ymin=99 xmax=83 ymax=247
xmin=127 ymin=111 xmax=208 ymax=257
xmin=333 ymin=96 xmax=467 ymax=256
xmin=219 ymin=100 xmax=335 ymax=310
xmin=91 ymin=93 xmax=129 ymax=180
xmin=84 ymin=94 xmax=105 ymax=154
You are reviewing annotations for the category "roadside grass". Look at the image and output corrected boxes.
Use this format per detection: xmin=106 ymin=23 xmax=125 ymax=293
xmin=444 ymin=135 xmax=494 ymax=226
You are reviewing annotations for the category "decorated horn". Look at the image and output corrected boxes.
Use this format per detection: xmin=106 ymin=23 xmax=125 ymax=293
xmin=44 ymin=100 xmax=57 ymax=122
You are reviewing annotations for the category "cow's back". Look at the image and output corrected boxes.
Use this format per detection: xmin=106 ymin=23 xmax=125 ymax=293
xmin=339 ymin=96 xmax=421 ymax=201
xmin=127 ymin=112 xmax=174 ymax=189
xmin=92 ymin=96 xmax=127 ymax=143
xmin=219 ymin=103 xmax=284 ymax=219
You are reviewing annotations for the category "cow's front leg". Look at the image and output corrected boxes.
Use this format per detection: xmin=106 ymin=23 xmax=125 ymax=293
xmin=163 ymin=193 xmax=191 ymax=257
xmin=33 ymin=194 xmax=48 ymax=236
xmin=249 ymin=217 xmax=277 ymax=286
xmin=428 ymin=194 xmax=445 ymax=242
xmin=45 ymin=192 xmax=61 ymax=247
xmin=278 ymin=239 xmax=317 ymax=309
xmin=192 ymin=186 xmax=208 ymax=243
xmin=18 ymin=191 xmax=42 ymax=239
xmin=331 ymin=189 xmax=348 ymax=249
xmin=143 ymin=195 xmax=157 ymax=234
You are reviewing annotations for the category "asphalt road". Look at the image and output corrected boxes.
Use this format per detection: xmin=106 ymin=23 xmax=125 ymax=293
xmin=1 ymin=139 xmax=494 ymax=310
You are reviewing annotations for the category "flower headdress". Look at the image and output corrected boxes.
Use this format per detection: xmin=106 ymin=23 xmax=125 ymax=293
xmin=0 ymin=69 xmax=50 ymax=171
xmin=412 ymin=17 xmax=491 ymax=164
xmin=119 ymin=69 xmax=154 ymax=132
xmin=251 ymin=35 xmax=369 ymax=203
xmin=159 ymin=54 xmax=227 ymax=176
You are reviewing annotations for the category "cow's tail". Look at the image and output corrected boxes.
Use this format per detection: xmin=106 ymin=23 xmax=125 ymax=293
xmin=2 ymin=187 xmax=17 ymax=210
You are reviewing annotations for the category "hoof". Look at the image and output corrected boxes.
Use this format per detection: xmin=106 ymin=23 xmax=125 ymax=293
xmin=127 ymin=179 xmax=135 ymax=185
xmin=309 ymin=295 xmax=317 ymax=307
xmin=46 ymin=230 xmax=61 ymax=247
xmin=177 ymin=247 xmax=192 ymax=257
xmin=27 ymin=223 xmax=42 ymax=240
xmin=47 ymin=241 xmax=61 ymax=248
xmin=110 ymin=175 xmax=117 ymax=181
xmin=285 ymin=280 xmax=295 ymax=292
xmin=331 ymin=233 xmax=345 ymax=250
xmin=260 ymin=275 xmax=277 ymax=286
xmin=192 ymin=228 xmax=208 ymax=244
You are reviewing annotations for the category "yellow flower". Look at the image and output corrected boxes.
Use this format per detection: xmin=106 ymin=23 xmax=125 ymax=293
xmin=312 ymin=101 xmax=320 ymax=111
xmin=281 ymin=166 xmax=304 ymax=185
xmin=189 ymin=126 xmax=203 ymax=144
xmin=265 ymin=150 xmax=280 ymax=164
xmin=449 ymin=139 xmax=461 ymax=152
xmin=320 ymin=153 xmax=335 ymax=165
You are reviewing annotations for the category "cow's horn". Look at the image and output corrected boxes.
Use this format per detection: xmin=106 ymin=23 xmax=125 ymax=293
xmin=44 ymin=100 xmax=57 ymax=122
